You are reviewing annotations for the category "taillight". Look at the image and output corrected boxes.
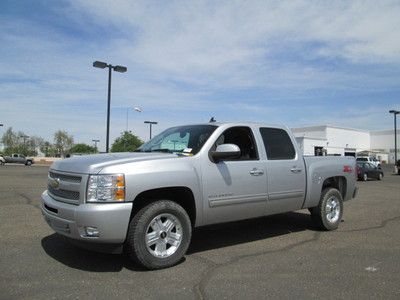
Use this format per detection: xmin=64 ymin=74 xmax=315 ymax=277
xmin=343 ymin=165 xmax=353 ymax=173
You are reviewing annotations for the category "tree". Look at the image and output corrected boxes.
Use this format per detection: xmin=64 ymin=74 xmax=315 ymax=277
xmin=26 ymin=136 xmax=44 ymax=156
xmin=1 ymin=127 xmax=19 ymax=155
xmin=69 ymin=143 xmax=97 ymax=154
xmin=54 ymin=130 xmax=74 ymax=157
xmin=1 ymin=127 xmax=37 ymax=156
xmin=40 ymin=141 xmax=57 ymax=157
xmin=111 ymin=131 xmax=143 ymax=152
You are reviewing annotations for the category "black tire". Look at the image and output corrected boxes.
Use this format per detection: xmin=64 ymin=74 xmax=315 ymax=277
xmin=310 ymin=188 xmax=343 ymax=231
xmin=25 ymin=160 xmax=32 ymax=166
xmin=363 ymin=173 xmax=368 ymax=181
xmin=378 ymin=173 xmax=383 ymax=180
xmin=125 ymin=200 xmax=192 ymax=270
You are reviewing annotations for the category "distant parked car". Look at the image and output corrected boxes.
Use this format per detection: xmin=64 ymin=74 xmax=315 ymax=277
xmin=356 ymin=156 xmax=380 ymax=168
xmin=396 ymin=160 xmax=400 ymax=175
xmin=356 ymin=162 xmax=384 ymax=181
xmin=0 ymin=155 xmax=5 ymax=165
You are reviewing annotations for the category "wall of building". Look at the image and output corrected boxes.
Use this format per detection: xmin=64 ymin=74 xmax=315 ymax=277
xmin=371 ymin=130 xmax=400 ymax=163
xmin=326 ymin=127 xmax=370 ymax=155
xmin=292 ymin=126 xmax=399 ymax=163
xmin=295 ymin=137 xmax=327 ymax=156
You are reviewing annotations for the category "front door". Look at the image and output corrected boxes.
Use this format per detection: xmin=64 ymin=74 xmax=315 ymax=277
xmin=201 ymin=126 xmax=268 ymax=225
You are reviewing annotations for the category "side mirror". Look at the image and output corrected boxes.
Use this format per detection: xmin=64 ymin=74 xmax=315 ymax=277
xmin=210 ymin=143 xmax=241 ymax=163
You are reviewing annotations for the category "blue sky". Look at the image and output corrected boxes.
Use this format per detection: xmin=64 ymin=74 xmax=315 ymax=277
xmin=1 ymin=0 xmax=399 ymax=151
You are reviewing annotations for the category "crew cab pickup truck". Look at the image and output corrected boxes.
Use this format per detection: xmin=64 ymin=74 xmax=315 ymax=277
xmin=41 ymin=123 xmax=358 ymax=269
xmin=4 ymin=154 xmax=34 ymax=165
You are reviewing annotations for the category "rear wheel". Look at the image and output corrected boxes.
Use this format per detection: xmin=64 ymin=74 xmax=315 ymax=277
xmin=125 ymin=200 xmax=192 ymax=270
xmin=310 ymin=188 xmax=343 ymax=231
xmin=25 ymin=160 xmax=32 ymax=166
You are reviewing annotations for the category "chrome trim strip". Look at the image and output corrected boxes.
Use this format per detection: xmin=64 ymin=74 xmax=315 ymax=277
xmin=268 ymin=190 xmax=304 ymax=201
xmin=209 ymin=193 xmax=267 ymax=207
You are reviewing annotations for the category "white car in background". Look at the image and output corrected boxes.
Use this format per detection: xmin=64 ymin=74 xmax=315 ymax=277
xmin=356 ymin=156 xmax=380 ymax=168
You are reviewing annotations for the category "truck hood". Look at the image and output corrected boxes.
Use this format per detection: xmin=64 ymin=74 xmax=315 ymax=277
xmin=50 ymin=152 xmax=179 ymax=174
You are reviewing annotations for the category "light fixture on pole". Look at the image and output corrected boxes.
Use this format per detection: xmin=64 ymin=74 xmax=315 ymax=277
xmin=389 ymin=110 xmax=399 ymax=172
xmin=126 ymin=106 xmax=142 ymax=132
xmin=144 ymin=121 xmax=158 ymax=139
xmin=93 ymin=61 xmax=127 ymax=153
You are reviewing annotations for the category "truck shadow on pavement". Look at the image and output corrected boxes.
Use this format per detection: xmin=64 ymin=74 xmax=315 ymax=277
xmin=41 ymin=211 xmax=314 ymax=272
xmin=188 ymin=210 xmax=314 ymax=254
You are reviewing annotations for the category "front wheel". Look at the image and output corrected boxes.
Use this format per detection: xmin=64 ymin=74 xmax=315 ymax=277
xmin=125 ymin=200 xmax=192 ymax=270
xmin=25 ymin=160 xmax=32 ymax=166
xmin=310 ymin=188 xmax=343 ymax=231
xmin=378 ymin=173 xmax=383 ymax=180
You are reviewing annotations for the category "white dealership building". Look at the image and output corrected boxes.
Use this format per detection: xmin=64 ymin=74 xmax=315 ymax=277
xmin=291 ymin=125 xmax=400 ymax=164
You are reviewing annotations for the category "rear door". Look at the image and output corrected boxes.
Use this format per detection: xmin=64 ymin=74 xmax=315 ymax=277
xmin=259 ymin=127 xmax=306 ymax=215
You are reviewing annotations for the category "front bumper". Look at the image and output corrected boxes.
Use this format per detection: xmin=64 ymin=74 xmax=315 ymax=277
xmin=41 ymin=191 xmax=132 ymax=246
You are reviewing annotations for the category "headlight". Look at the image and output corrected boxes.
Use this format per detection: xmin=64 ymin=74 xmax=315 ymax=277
xmin=86 ymin=174 xmax=125 ymax=202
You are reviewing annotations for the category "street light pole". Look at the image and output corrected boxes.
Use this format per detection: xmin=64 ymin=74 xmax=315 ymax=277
xmin=144 ymin=121 xmax=158 ymax=139
xmin=389 ymin=110 xmax=399 ymax=171
xmin=93 ymin=61 xmax=127 ymax=153
xmin=92 ymin=139 xmax=100 ymax=152
xmin=106 ymin=66 xmax=112 ymax=153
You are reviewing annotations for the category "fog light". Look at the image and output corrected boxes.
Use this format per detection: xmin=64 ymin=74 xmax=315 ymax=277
xmin=85 ymin=226 xmax=99 ymax=237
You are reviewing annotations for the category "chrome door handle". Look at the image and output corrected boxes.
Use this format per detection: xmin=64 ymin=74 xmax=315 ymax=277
xmin=290 ymin=168 xmax=302 ymax=173
xmin=250 ymin=168 xmax=264 ymax=176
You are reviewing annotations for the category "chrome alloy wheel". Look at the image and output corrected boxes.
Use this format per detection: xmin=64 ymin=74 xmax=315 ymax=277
xmin=325 ymin=196 xmax=340 ymax=223
xmin=145 ymin=213 xmax=183 ymax=258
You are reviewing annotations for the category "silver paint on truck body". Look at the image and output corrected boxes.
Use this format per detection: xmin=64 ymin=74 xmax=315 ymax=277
xmin=41 ymin=122 xmax=357 ymax=251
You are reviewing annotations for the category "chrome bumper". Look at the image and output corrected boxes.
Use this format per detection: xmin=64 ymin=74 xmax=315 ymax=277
xmin=41 ymin=191 xmax=132 ymax=244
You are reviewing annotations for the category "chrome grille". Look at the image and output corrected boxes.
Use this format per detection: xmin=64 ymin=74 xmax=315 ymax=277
xmin=47 ymin=171 xmax=83 ymax=205
xmin=49 ymin=171 xmax=81 ymax=183
xmin=48 ymin=186 xmax=80 ymax=200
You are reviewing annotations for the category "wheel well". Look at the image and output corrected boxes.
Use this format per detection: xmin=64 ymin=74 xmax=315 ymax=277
xmin=129 ymin=187 xmax=196 ymax=226
xmin=322 ymin=176 xmax=347 ymax=199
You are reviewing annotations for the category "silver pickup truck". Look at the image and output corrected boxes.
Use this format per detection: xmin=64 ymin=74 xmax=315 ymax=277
xmin=4 ymin=154 xmax=34 ymax=165
xmin=41 ymin=123 xmax=357 ymax=269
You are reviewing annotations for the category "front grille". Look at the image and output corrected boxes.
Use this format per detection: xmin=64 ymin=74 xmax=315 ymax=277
xmin=48 ymin=171 xmax=83 ymax=204
xmin=48 ymin=186 xmax=80 ymax=200
xmin=49 ymin=171 xmax=81 ymax=183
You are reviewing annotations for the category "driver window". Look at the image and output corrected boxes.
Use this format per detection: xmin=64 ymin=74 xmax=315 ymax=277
xmin=212 ymin=127 xmax=258 ymax=161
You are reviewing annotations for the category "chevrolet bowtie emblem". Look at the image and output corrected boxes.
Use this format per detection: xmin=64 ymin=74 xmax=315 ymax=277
xmin=48 ymin=177 xmax=60 ymax=189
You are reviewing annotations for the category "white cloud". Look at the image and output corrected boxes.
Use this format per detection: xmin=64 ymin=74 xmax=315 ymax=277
xmin=1 ymin=1 xmax=399 ymax=151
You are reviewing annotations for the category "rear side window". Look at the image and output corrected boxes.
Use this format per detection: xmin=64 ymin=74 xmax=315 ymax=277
xmin=260 ymin=128 xmax=296 ymax=160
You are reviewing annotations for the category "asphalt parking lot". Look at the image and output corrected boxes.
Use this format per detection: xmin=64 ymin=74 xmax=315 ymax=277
xmin=0 ymin=164 xmax=399 ymax=299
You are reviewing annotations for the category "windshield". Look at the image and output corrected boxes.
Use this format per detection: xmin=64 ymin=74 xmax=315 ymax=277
xmin=137 ymin=125 xmax=218 ymax=155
